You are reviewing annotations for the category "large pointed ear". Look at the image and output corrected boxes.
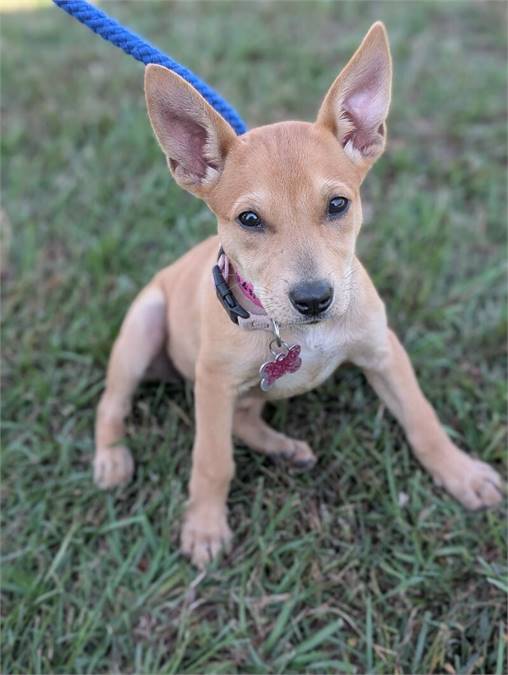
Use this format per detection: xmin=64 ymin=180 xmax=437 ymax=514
xmin=145 ymin=65 xmax=238 ymax=196
xmin=316 ymin=22 xmax=392 ymax=169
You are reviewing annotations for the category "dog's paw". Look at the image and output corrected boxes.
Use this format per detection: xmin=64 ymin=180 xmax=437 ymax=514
xmin=181 ymin=505 xmax=232 ymax=569
xmin=93 ymin=446 xmax=134 ymax=489
xmin=271 ymin=439 xmax=317 ymax=470
xmin=433 ymin=451 xmax=503 ymax=510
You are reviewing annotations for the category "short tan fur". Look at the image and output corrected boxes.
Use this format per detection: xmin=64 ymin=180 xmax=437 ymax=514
xmin=94 ymin=23 xmax=502 ymax=569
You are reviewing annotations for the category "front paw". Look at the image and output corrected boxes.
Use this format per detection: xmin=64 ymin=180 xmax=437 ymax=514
xmin=181 ymin=504 xmax=232 ymax=569
xmin=93 ymin=446 xmax=134 ymax=489
xmin=270 ymin=439 xmax=317 ymax=470
xmin=433 ymin=450 xmax=504 ymax=510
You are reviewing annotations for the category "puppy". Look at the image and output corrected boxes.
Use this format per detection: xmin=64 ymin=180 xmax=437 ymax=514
xmin=94 ymin=23 xmax=503 ymax=568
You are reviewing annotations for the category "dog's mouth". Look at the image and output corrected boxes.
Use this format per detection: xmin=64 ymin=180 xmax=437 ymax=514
xmin=279 ymin=313 xmax=333 ymax=329
xmin=296 ymin=317 xmax=324 ymax=325
xmin=273 ymin=293 xmax=351 ymax=329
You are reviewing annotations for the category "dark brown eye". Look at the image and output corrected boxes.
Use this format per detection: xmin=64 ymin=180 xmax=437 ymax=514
xmin=238 ymin=211 xmax=263 ymax=229
xmin=328 ymin=196 xmax=349 ymax=217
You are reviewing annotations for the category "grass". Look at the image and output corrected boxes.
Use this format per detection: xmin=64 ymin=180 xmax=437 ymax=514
xmin=1 ymin=1 xmax=507 ymax=673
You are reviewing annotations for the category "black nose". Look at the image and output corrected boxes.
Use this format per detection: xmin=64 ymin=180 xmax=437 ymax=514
xmin=289 ymin=280 xmax=334 ymax=316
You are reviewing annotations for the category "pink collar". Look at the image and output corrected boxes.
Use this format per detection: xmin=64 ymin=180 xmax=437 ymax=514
xmin=216 ymin=251 xmax=273 ymax=331
xmin=235 ymin=272 xmax=264 ymax=308
xmin=213 ymin=248 xmax=303 ymax=390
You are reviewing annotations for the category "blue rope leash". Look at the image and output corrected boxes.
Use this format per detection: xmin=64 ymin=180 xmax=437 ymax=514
xmin=52 ymin=0 xmax=248 ymax=135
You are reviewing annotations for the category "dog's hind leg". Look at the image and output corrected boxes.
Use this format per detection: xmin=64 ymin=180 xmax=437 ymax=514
xmin=94 ymin=284 xmax=167 ymax=489
xmin=233 ymin=397 xmax=317 ymax=468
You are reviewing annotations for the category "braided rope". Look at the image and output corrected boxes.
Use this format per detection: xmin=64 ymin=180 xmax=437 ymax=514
xmin=52 ymin=0 xmax=247 ymax=135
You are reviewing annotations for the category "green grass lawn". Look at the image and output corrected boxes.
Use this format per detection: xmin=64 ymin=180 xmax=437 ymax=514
xmin=1 ymin=2 xmax=507 ymax=673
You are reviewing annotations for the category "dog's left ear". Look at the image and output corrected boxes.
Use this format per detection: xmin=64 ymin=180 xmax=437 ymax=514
xmin=316 ymin=22 xmax=392 ymax=169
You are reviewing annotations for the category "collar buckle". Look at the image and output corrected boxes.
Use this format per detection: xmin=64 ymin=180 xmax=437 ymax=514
xmin=212 ymin=261 xmax=249 ymax=325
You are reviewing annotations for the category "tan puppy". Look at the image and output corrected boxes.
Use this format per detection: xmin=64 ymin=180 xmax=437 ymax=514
xmin=94 ymin=23 xmax=502 ymax=569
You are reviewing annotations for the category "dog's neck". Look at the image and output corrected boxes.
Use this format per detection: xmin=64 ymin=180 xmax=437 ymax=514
xmin=219 ymin=251 xmax=264 ymax=311
xmin=213 ymin=249 xmax=274 ymax=332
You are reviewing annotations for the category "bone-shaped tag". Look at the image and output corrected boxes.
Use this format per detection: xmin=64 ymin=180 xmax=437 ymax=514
xmin=259 ymin=344 xmax=302 ymax=391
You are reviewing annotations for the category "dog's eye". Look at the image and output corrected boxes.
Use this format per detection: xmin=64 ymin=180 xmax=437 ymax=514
xmin=238 ymin=211 xmax=263 ymax=229
xmin=328 ymin=196 xmax=349 ymax=218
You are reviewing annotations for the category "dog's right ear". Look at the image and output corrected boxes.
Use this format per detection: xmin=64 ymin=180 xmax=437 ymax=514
xmin=145 ymin=65 xmax=238 ymax=197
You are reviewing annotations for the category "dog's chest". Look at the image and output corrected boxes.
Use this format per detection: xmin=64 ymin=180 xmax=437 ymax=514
xmin=263 ymin=323 xmax=347 ymax=400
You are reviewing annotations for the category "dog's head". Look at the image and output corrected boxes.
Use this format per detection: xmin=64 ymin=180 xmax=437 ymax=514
xmin=145 ymin=22 xmax=392 ymax=327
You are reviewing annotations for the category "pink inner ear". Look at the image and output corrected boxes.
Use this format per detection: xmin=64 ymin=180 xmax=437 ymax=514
xmin=163 ymin=112 xmax=208 ymax=179
xmin=341 ymin=59 xmax=388 ymax=152
xmin=347 ymin=90 xmax=383 ymax=129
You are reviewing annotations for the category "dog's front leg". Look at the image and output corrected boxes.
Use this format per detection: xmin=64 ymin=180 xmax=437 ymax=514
xmin=357 ymin=329 xmax=503 ymax=509
xmin=181 ymin=361 xmax=236 ymax=569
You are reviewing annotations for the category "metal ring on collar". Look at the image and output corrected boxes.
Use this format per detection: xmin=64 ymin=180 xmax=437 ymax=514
xmin=271 ymin=319 xmax=283 ymax=347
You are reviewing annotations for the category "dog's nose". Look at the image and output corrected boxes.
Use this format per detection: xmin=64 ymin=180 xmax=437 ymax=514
xmin=289 ymin=280 xmax=334 ymax=316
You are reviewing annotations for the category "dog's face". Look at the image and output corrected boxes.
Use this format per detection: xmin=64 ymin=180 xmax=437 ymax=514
xmin=145 ymin=23 xmax=392 ymax=327
xmin=207 ymin=121 xmax=365 ymax=325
